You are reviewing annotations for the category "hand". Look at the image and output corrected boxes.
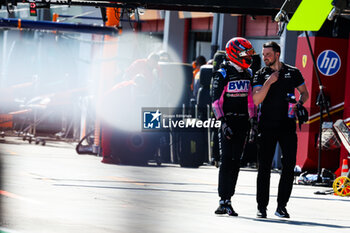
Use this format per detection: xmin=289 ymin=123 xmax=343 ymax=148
xmin=267 ymin=71 xmax=279 ymax=85
xmin=221 ymin=121 xmax=233 ymax=140
xmin=295 ymin=103 xmax=308 ymax=125
xmin=293 ymin=100 xmax=304 ymax=111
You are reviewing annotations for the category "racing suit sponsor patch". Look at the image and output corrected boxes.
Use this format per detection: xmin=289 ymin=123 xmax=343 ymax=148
xmin=227 ymin=80 xmax=250 ymax=93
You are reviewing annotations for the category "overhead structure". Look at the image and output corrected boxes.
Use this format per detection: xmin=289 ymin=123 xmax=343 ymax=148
xmin=1 ymin=0 xmax=285 ymax=15
xmin=2 ymin=0 xmax=350 ymax=25
xmin=0 ymin=17 xmax=118 ymax=34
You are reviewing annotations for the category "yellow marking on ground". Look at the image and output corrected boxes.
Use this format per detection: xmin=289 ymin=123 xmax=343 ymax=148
xmin=106 ymin=176 xmax=154 ymax=186
xmin=2 ymin=149 xmax=17 ymax=155
xmin=0 ymin=190 xmax=40 ymax=204
xmin=26 ymin=173 xmax=53 ymax=182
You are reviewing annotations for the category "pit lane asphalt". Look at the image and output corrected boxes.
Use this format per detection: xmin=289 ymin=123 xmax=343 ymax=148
xmin=0 ymin=136 xmax=349 ymax=233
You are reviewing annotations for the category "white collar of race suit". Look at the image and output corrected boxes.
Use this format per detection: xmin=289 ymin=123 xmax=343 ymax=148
xmin=227 ymin=61 xmax=243 ymax=72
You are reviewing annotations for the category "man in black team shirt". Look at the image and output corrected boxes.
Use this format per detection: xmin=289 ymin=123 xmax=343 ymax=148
xmin=212 ymin=37 xmax=256 ymax=216
xmin=252 ymin=41 xmax=309 ymax=218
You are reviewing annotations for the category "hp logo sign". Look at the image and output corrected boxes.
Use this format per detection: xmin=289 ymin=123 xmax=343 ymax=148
xmin=317 ymin=50 xmax=341 ymax=76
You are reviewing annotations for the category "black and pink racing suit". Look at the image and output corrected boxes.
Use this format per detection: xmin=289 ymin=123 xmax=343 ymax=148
xmin=211 ymin=60 xmax=255 ymax=200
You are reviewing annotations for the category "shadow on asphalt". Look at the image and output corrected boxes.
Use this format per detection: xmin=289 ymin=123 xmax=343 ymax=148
xmin=51 ymin=182 xmax=350 ymax=203
xmin=0 ymin=138 xmax=75 ymax=149
xmin=0 ymin=139 xmax=27 ymax=145
xmin=29 ymin=174 xmax=347 ymax=202
xmin=239 ymin=216 xmax=350 ymax=229
xmin=235 ymin=192 xmax=350 ymax=203
xmin=48 ymin=179 xmax=213 ymax=186
xmin=53 ymin=183 xmax=218 ymax=194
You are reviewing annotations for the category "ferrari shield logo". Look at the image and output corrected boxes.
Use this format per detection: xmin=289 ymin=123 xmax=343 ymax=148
xmin=302 ymin=55 xmax=307 ymax=68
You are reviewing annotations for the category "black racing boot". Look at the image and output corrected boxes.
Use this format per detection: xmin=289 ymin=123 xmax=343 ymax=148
xmin=275 ymin=206 xmax=290 ymax=218
xmin=215 ymin=200 xmax=238 ymax=216
xmin=257 ymin=207 xmax=267 ymax=218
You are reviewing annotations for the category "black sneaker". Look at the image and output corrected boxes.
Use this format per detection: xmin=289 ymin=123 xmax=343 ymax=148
xmin=215 ymin=200 xmax=238 ymax=216
xmin=275 ymin=206 xmax=290 ymax=218
xmin=257 ymin=207 xmax=267 ymax=218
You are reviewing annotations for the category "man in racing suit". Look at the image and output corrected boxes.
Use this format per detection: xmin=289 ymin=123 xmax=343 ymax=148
xmin=212 ymin=37 xmax=256 ymax=216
